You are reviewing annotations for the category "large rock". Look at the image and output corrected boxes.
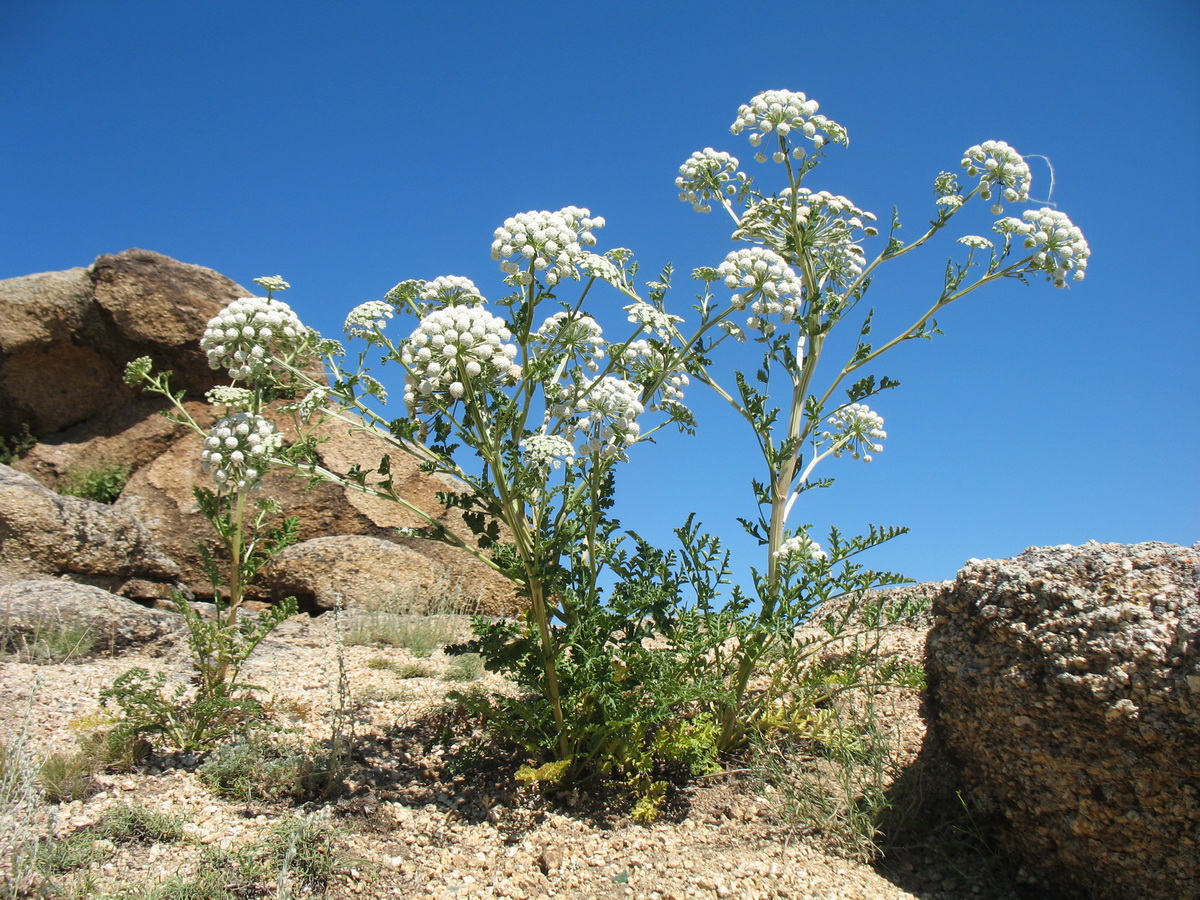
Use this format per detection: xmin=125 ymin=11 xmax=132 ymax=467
xmin=926 ymin=541 xmax=1200 ymax=900
xmin=0 ymin=249 xmax=242 ymax=439
xmin=2 ymin=250 xmax=521 ymax=616
xmin=0 ymin=579 xmax=182 ymax=653
xmin=262 ymin=535 xmax=501 ymax=615
xmin=0 ymin=464 xmax=181 ymax=599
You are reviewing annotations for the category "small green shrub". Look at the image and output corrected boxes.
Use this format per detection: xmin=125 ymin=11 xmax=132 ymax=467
xmin=198 ymin=732 xmax=346 ymax=803
xmin=38 ymin=749 xmax=97 ymax=802
xmin=346 ymin=612 xmax=465 ymax=657
xmin=0 ymin=424 xmax=36 ymax=465
xmin=98 ymin=802 xmax=186 ymax=844
xmin=60 ymin=462 xmax=130 ymax=504
xmin=442 ymin=652 xmax=483 ymax=682
xmin=3 ymin=618 xmax=97 ymax=663
xmin=36 ymin=828 xmax=104 ymax=875
xmin=264 ymin=813 xmax=336 ymax=895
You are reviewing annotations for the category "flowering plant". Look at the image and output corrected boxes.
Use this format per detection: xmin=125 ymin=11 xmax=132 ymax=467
xmin=179 ymin=91 xmax=1088 ymax=817
xmin=113 ymin=276 xmax=312 ymax=749
xmin=675 ymin=88 xmax=1089 ymax=750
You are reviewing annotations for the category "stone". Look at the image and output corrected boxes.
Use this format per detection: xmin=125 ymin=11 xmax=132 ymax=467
xmin=926 ymin=541 xmax=1200 ymax=900
xmin=0 ymin=249 xmax=242 ymax=438
xmin=0 ymin=463 xmax=181 ymax=597
xmin=2 ymin=250 xmax=521 ymax=616
xmin=0 ymin=579 xmax=183 ymax=652
xmin=260 ymin=534 xmax=506 ymax=615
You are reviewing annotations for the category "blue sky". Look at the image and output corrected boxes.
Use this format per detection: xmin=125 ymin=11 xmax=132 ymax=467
xmin=3 ymin=0 xmax=1197 ymax=585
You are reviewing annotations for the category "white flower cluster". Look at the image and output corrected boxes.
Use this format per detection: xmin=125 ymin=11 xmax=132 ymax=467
xmin=625 ymin=301 xmax=683 ymax=340
xmin=775 ymin=533 xmax=827 ymax=561
xmin=344 ymin=300 xmax=395 ymax=337
xmin=520 ymin=433 xmax=576 ymax=470
xmin=676 ymin=147 xmax=747 ymax=212
xmin=400 ymin=305 xmax=520 ymax=403
xmin=821 ymin=403 xmax=886 ymax=462
xmin=285 ymin=387 xmax=329 ymax=424
xmin=578 ymin=252 xmax=624 ymax=286
xmin=419 ymin=275 xmax=484 ymax=309
xmin=204 ymin=386 xmax=255 ymax=410
xmin=561 ymin=376 xmax=645 ymax=459
xmin=961 ymin=141 xmax=1031 ymax=214
xmin=201 ymin=297 xmax=306 ymax=381
xmin=252 ymin=275 xmax=290 ymax=294
xmin=534 ymin=312 xmax=606 ymax=372
xmin=201 ymin=412 xmax=282 ymax=492
xmin=717 ymin=247 xmax=805 ymax=333
xmin=731 ymin=90 xmax=848 ymax=162
xmin=996 ymin=208 xmax=1090 ymax=287
xmin=491 ymin=207 xmax=605 ymax=286
xmin=620 ymin=340 xmax=689 ymax=412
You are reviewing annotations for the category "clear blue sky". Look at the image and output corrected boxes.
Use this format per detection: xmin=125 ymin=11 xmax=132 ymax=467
xmin=3 ymin=0 xmax=1197 ymax=585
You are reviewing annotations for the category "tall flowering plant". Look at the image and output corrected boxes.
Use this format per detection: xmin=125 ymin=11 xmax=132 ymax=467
xmin=675 ymin=90 xmax=1090 ymax=749
xmin=275 ymin=212 xmax=740 ymax=790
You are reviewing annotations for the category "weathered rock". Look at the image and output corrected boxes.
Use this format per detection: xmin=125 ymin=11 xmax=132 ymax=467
xmin=0 ymin=579 xmax=183 ymax=653
xmin=102 ymin=404 xmax=519 ymax=614
xmin=0 ymin=249 xmax=243 ymax=439
xmin=0 ymin=463 xmax=181 ymax=598
xmin=2 ymin=250 xmax=521 ymax=617
xmin=926 ymin=541 xmax=1200 ymax=900
xmin=262 ymin=534 xmax=502 ymax=615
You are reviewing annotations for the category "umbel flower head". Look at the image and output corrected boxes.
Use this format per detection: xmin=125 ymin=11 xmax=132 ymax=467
xmin=676 ymin=147 xmax=748 ymax=212
xmin=558 ymin=375 xmax=645 ymax=459
xmin=995 ymin=208 xmax=1090 ymax=287
xmin=201 ymin=412 xmax=283 ymax=492
xmin=344 ymin=300 xmax=395 ymax=337
xmin=400 ymin=305 xmax=520 ymax=404
xmin=775 ymin=532 xmax=827 ymax=561
xmin=201 ymin=296 xmax=307 ymax=381
xmin=717 ymin=247 xmax=805 ymax=333
xmin=491 ymin=207 xmax=605 ymax=286
xmin=419 ymin=276 xmax=485 ymax=310
xmin=520 ymin=433 xmax=576 ymax=471
xmin=533 ymin=312 xmax=607 ymax=372
xmin=731 ymin=90 xmax=848 ymax=161
xmin=961 ymin=141 xmax=1031 ymax=213
xmin=821 ymin=403 xmax=887 ymax=462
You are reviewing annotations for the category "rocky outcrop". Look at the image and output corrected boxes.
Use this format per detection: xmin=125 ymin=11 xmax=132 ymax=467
xmin=0 ymin=579 xmax=183 ymax=653
xmin=0 ymin=249 xmax=240 ymax=439
xmin=926 ymin=541 xmax=1200 ymax=900
xmin=1 ymin=250 xmax=520 ymax=615
xmin=0 ymin=464 xmax=180 ymax=600
xmin=262 ymin=535 xmax=499 ymax=615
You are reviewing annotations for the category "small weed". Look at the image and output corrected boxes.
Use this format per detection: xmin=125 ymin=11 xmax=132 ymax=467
xmin=442 ymin=652 xmax=483 ymax=682
xmin=36 ymin=828 xmax=104 ymax=875
xmin=38 ymin=749 xmax=97 ymax=802
xmin=346 ymin=612 xmax=466 ymax=657
xmin=264 ymin=812 xmax=336 ymax=895
xmin=3 ymin=618 xmax=97 ymax=664
xmin=60 ymin=463 xmax=130 ymax=504
xmin=366 ymin=655 xmax=433 ymax=679
xmin=198 ymin=732 xmax=346 ymax=803
xmin=98 ymin=802 xmax=186 ymax=844
xmin=0 ymin=424 xmax=36 ymax=465
xmin=112 ymin=871 xmax=235 ymax=900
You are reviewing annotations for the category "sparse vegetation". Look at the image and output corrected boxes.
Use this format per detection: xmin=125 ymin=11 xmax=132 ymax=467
xmin=59 ymin=462 xmax=130 ymax=504
xmin=198 ymin=732 xmax=347 ymax=803
xmin=0 ymin=424 xmax=35 ymax=466
xmin=346 ymin=612 xmax=467 ymax=657
xmin=2 ymin=617 xmax=96 ymax=664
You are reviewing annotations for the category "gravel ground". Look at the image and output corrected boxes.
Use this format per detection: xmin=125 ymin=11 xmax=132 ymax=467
xmin=1 ymin=610 xmax=1026 ymax=899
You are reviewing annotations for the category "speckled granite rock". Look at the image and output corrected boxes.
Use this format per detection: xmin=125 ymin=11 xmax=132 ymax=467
xmin=927 ymin=541 xmax=1200 ymax=900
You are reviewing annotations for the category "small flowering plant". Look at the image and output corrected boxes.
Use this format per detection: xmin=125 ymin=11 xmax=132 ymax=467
xmin=675 ymin=88 xmax=1090 ymax=748
xmin=114 ymin=276 xmax=313 ymax=749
